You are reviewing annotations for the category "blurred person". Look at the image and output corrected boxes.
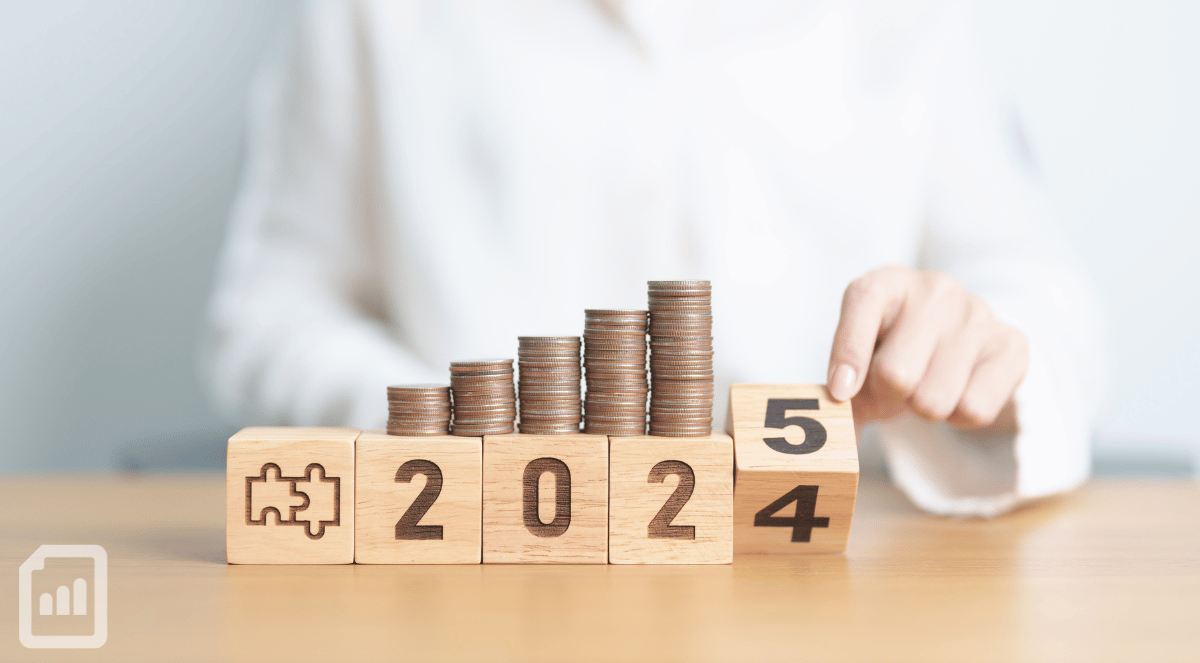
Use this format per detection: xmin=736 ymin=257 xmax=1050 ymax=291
xmin=203 ymin=0 xmax=1104 ymax=516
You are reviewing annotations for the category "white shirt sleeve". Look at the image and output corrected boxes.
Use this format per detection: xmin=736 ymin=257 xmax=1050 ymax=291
xmin=874 ymin=4 xmax=1106 ymax=516
xmin=202 ymin=1 xmax=440 ymax=429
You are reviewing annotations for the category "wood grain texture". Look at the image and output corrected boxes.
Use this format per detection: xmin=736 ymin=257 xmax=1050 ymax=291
xmin=225 ymin=427 xmax=358 ymax=564
xmin=354 ymin=431 xmax=482 ymax=564
xmin=482 ymin=433 xmax=608 ymax=564
xmin=609 ymin=435 xmax=733 ymax=564
xmin=3 ymin=475 xmax=1198 ymax=662
xmin=730 ymin=384 xmax=858 ymax=554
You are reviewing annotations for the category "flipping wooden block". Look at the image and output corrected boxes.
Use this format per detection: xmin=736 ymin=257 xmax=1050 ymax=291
xmin=608 ymin=435 xmax=733 ymax=564
xmin=482 ymin=433 xmax=608 ymax=564
xmin=355 ymin=431 xmax=482 ymax=564
xmin=730 ymin=384 xmax=858 ymax=554
xmin=226 ymin=427 xmax=358 ymax=564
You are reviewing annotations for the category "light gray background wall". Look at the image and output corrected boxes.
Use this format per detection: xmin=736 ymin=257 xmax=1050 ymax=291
xmin=974 ymin=0 xmax=1200 ymax=472
xmin=0 ymin=1 xmax=294 ymax=471
xmin=1 ymin=1 xmax=1196 ymax=473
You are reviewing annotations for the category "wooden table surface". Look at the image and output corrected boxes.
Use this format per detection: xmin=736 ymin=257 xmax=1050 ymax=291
xmin=2 ymin=473 xmax=1197 ymax=662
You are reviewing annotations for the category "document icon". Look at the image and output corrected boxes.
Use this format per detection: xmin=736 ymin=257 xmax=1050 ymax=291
xmin=18 ymin=545 xmax=107 ymax=649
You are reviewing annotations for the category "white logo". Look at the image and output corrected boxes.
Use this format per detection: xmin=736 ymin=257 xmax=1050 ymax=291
xmin=18 ymin=545 xmax=107 ymax=649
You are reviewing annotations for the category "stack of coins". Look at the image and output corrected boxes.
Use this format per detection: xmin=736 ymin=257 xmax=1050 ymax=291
xmin=517 ymin=337 xmax=582 ymax=434
xmin=648 ymin=281 xmax=714 ymax=436
xmin=582 ymin=309 xmax=649 ymax=436
xmin=449 ymin=359 xmax=516 ymax=436
xmin=386 ymin=384 xmax=452 ymax=436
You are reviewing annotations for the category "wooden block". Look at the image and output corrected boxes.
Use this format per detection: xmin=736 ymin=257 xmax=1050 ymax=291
xmin=226 ymin=427 xmax=358 ymax=564
xmin=730 ymin=384 xmax=858 ymax=554
xmin=354 ymin=431 xmax=482 ymax=564
xmin=608 ymin=434 xmax=733 ymax=564
xmin=482 ymin=433 xmax=608 ymax=564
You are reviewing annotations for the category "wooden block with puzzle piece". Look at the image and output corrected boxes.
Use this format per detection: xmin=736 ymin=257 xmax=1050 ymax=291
xmin=226 ymin=427 xmax=357 ymax=564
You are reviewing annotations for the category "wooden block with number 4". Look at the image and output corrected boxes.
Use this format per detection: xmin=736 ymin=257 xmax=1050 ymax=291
xmin=226 ymin=427 xmax=358 ymax=564
xmin=609 ymin=434 xmax=733 ymax=564
xmin=354 ymin=431 xmax=482 ymax=564
xmin=730 ymin=384 xmax=858 ymax=554
xmin=483 ymin=433 xmax=608 ymax=564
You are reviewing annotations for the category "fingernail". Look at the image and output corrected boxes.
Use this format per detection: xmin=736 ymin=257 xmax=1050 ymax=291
xmin=830 ymin=364 xmax=857 ymax=402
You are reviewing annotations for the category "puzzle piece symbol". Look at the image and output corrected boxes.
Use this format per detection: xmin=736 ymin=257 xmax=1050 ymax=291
xmin=245 ymin=463 xmax=341 ymax=539
xmin=247 ymin=464 xmax=306 ymax=525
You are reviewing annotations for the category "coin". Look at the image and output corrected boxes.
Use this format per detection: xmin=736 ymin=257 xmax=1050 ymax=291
xmin=582 ymin=310 xmax=649 ymax=435
xmin=448 ymin=360 xmax=516 ymax=436
xmin=646 ymin=280 xmax=714 ymax=437
xmin=516 ymin=337 xmax=581 ymax=434
xmin=386 ymin=384 xmax=452 ymax=436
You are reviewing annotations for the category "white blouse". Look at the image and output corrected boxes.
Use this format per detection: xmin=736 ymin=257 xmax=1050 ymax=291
xmin=204 ymin=0 xmax=1105 ymax=516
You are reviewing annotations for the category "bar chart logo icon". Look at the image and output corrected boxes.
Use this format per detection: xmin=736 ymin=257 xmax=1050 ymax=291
xmin=18 ymin=545 xmax=107 ymax=649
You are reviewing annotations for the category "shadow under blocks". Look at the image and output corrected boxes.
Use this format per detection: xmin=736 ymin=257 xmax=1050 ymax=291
xmin=224 ymin=384 xmax=858 ymax=564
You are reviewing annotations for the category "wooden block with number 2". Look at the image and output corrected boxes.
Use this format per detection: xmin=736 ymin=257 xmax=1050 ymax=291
xmin=730 ymin=384 xmax=858 ymax=554
xmin=354 ymin=431 xmax=482 ymax=564
xmin=609 ymin=434 xmax=733 ymax=564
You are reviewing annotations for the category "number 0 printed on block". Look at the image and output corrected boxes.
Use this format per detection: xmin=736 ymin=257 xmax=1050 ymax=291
xmin=482 ymin=434 xmax=609 ymax=564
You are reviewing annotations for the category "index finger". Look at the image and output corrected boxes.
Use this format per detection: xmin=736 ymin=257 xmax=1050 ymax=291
xmin=827 ymin=266 xmax=911 ymax=401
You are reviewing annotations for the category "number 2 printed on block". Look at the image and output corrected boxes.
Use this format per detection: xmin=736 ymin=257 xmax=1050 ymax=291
xmin=647 ymin=460 xmax=696 ymax=540
xmin=395 ymin=460 xmax=443 ymax=541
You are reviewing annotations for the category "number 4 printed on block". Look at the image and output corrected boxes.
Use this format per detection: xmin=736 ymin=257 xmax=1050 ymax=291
xmin=753 ymin=485 xmax=829 ymax=543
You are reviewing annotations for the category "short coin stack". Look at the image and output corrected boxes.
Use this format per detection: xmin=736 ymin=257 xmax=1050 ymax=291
xmin=517 ymin=336 xmax=582 ymax=434
xmin=648 ymin=281 xmax=714 ymax=436
xmin=386 ymin=384 xmax=452 ymax=436
xmin=449 ymin=359 xmax=516 ymax=436
xmin=582 ymin=310 xmax=649 ymax=436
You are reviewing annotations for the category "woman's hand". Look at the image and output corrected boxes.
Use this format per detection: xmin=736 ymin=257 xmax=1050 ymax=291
xmin=827 ymin=265 xmax=1029 ymax=431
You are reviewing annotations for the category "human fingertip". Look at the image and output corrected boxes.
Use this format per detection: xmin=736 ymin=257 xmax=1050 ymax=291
xmin=829 ymin=364 xmax=858 ymax=402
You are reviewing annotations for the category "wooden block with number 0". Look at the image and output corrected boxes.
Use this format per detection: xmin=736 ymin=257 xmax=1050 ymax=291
xmin=354 ymin=431 xmax=482 ymax=564
xmin=609 ymin=434 xmax=733 ymax=564
xmin=730 ymin=384 xmax=858 ymax=554
xmin=226 ymin=427 xmax=358 ymax=564
xmin=482 ymin=433 xmax=608 ymax=564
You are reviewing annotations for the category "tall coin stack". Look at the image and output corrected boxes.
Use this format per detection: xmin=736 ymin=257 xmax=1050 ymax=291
xmin=517 ymin=336 xmax=582 ymax=434
xmin=386 ymin=384 xmax=452 ymax=436
xmin=582 ymin=309 xmax=650 ymax=436
xmin=449 ymin=359 xmax=516 ymax=436
xmin=648 ymin=280 xmax=714 ymax=436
